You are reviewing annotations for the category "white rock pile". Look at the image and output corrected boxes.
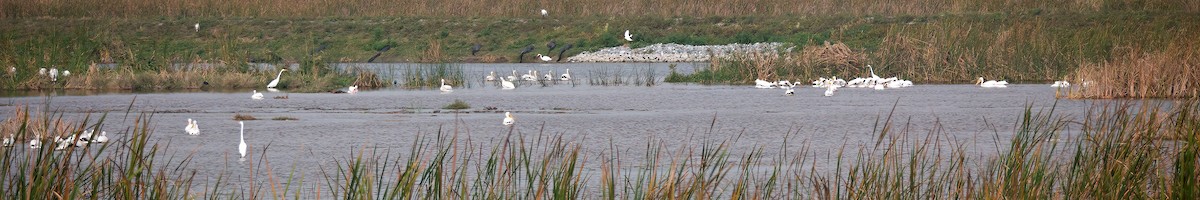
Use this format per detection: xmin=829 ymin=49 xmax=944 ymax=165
xmin=566 ymin=43 xmax=789 ymax=62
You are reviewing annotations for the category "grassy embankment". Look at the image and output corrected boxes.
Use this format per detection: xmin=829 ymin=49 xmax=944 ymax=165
xmin=4 ymin=0 xmax=1199 ymax=91
xmin=1 ymin=99 xmax=1197 ymax=198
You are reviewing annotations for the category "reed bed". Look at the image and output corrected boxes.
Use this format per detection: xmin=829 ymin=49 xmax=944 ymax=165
xmin=3 ymin=0 xmax=1196 ymax=18
xmin=399 ymin=63 xmax=464 ymax=89
xmin=2 ymin=99 xmax=1197 ymax=198
xmin=587 ymin=67 xmax=657 ymax=86
xmin=1069 ymin=43 xmax=1200 ymax=99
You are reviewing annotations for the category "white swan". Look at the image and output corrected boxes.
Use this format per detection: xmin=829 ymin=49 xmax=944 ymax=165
xmin=485 ymin=71 xmax=496 ymax=81
xmin=2 ymin=134 xmax=12 ymax=147
xmin=537 ymin=54 xmax=552 ymax=62
xmin=251 ymin=90 xmax=264 ymax=100
xmin=348 ymin=85 xmax=359 ymax=94
xmin=185 ymin=118 xmax=200 ymax=135
xmin=238 ymin=121 xmax=247 ymax=158
xmin=500 ymin=77 xmax=516 ymax=90
xmin=560 ymin=69 xmax=572 ymax=81
xmin=502 ymin=112 xmax=515 ymax=126
xmin=266 ymin=69 xmax=288 ymax=88
xmin=976 ymin=77 xmax=1008 ymax=88
xmin=94 ymin=131 xmax=108 ymax=143
xmin=824 ymin=85 xmax=839 ymax=97
xmin=440 ymin=79 xmax=453 ymax=92
xmin=1051 ymin=81 xmax=1070 ymax=88
xmin=624 ymin=30 xmax=634 ymax=42
xmin=508 ymin=70 xmax=518 ymax=81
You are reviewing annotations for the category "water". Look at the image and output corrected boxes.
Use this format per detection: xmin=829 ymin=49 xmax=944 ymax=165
xmin=0 ymin=63 xmax=1101 ymax=196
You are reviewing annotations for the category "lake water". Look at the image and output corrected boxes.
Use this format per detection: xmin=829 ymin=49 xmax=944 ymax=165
xmin=0 ymin=63 xmax=1101 ymax=197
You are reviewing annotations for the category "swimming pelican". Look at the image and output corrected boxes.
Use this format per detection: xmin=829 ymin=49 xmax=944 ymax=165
xmin=1051 ymin=81 xmax=1070 ymax=88
xmin=238 ymin=121 xmax=247 ymax=158
xmin=784 ymin=86 xmax=795 ymax=96
xmin=440 ymin=79 xmax=453 ymax=92
xmin=194 ymin=23 xmax=200 ymax=32
xmin=348 ymin=85 xmax=359 ymax=94
xmin=824 ymin=85 xmax=839 ymax=97
xmin=266 ymin=69 xmax=288 ymax=88
xmin=251 ymin=90 xmax=264 ymax=100
xmin=94 ymin=131 xmax=108 ymax=143
xmin=54 ymin=136 xmax=73 ymax=150
xmin=2 ymin=134 xmax=12 ymax=147
xmin=537 ymin=54 xmax=552 ymax=62
xmin=485 ymin=71 xmax=496 ymax=81
xmin=544 ymin=70 xmax=555 ymax=81
xmin=79 ymin=129 xmax=93 ymax=142
xmin=976 ymin=77 xmax=1008 ymax=88
xmin=185 ymin=118 xmax=200 ymax=135
xmin=74 ymin=134 xmax=88 ymax=147
xmin=624 ymin=30 xmax=634 ymax=42
xmin=500 ymin=77 xmax=516 ymax=90
xmin=29 ymin=138 xmax=40 ymax=149
xmin=560 ymin=69 xmax=571 ymax=81
xmin=502 ymin=112 xmax=515 ymax=126
xmin=540 ymin=9 xmax=548 ymax=17
xmin=49 ymin=68 xmax=58 ymax=81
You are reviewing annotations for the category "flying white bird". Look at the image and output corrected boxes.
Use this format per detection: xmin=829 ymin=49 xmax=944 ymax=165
xmin=502 ymin=112 xmax=515 ymax=126
xmin=267 ymin=69 xmax=288 ymax=88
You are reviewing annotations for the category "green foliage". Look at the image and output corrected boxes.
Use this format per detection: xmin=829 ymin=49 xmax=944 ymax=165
xmin=442 ymin=99 xmax=470 ymax=110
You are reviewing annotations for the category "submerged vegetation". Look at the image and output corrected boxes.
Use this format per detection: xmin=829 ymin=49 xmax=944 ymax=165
xmin=1 ymin=99 xmax=1197 ymax=198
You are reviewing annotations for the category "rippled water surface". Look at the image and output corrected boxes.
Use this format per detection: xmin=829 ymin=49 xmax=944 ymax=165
xmin=0 ymin=63 xmax=1102 ymax=195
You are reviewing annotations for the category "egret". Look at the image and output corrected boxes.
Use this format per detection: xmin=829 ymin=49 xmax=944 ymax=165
xmin=252 ymin=90 xmax=264 ymax=100
xmin=238 ymin=121 xmax=247 ymax=158
xmin=500 ymin=77 xmax=516 ymax=90
xmin=2 ymin=134 xmax=12 ymax=147
xmin=502 ymin=112 xmax=515 ymax=126
xmin=440 ymin=79 xmax=453 ymax=92
xmin=185 ymin=118 xmax=200 ymax=135
xmin=540 ymin=9 xmax=548 ymax=17
xmin=976 ymin=77 xmax=1008 ymax=88
xmin=94 ymin=131 xmax=108 ymax=143
xmin=560 ymin=69 xmax=571 ymax=81
xmin=266 ymin=69 xmax=288 ymax=88
xmin=537 ymin=54 xmax=552 ymax=62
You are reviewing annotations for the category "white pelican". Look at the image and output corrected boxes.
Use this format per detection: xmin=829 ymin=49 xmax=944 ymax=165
xmin=485 ymin=71 xmax=496 ymax=81
xmin=29 ymin=136 xmax=40 ymax=149
xmin=49 ymin=68 xmax=58 ymax=81
xmin=348 ymin=85 xmax=359 ymax=94
xmin=521 ymin=70 xmax=536 ymax=81
xmin=39 ymin=68 xmax=46 ymax=76
xmin=185 ymin=118 xmax=200 ymax=135
xmin=507 ymin=70 xmax=517 ymax=81
xmin=537 ymin=54 xmax=552 ymax=62
xmin=238 ymin=121 xmax=247 ymax=158
xmin=2 ymin=134 xmax=12 ymax=147
xmin=79 ymin=129 xmax=93 ymax=142
xmin=500 ymin=77 xmax=516 ymax=90
xmin=266 ymin=69 xmax=288 ymax=88
xmin=94 ymin=131 xmax=108 ymax=143
xmin=194 ymin=23 xmax=200 ymax=32
xmin=502 ymin=112 xmax=515 ymax=126
xmin=824 ymin=85 xmax=839 ymax=97
xmin=754 ymin=79 xmax=776 ymax=89
xmin=624 ymin=30 xmax=634 ymax=42
xmin=560 ymin=69 xmax=572 ymax=81
xmin=544 ymin=70 xmax=555 ymax=81
xmin=440 ymin=79 xmax=453 ymax=92
xmin=74 ymin=134 xmax=88 ymax=147
xmin=54 ymin=136 xmax=72 ymax=150
xmin=976 ymin=77 xmax=1008 ymax=88
xmin=62 ymin=70 xmax=70 ymax=77
xmin=251 ymin=90 xmax=264 ymax=100
xmin=1051 ymin=81 xmax=1070 ymax=88
xmin=540 ymin=9 xmax=548 ymax=17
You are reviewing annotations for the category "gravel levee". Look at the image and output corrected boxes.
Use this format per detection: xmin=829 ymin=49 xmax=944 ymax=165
xmin=566 ymin=43 xmax=791 ymax=62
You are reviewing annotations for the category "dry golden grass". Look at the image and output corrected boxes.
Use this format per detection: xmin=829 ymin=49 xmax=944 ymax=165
xmin=0 ymin=106 xmax=88 ymax=141
xmin=1070 ymin=42 xmax=1200 ymax=98
xmin=233 ymin=113 xmax=258 ymax=120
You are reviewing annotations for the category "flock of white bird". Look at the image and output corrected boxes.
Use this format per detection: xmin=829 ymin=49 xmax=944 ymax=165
xmin=754 ymin=65 xmax=1074 ymax=97
xmin=4 ymin=128 xmax=109 ymax=150
xmin=483 ymin=69 xmax=573 ymax=90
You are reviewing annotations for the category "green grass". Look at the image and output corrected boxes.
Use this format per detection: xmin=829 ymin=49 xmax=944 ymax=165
xmin=442 ymin=99 xmax=470 ymax=110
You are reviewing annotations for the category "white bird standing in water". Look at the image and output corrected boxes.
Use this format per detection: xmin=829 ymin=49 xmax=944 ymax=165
xmin=94 ymin=131 xmax=108 ymax=143
xmin=537 ymin=54 xmax=552 ymax=62
xmin=560 ymin=69 xmax=572 ymax=81
xmin=194 ymin=23 xmax=200 ymax=32
xmin=440 ymin=79 xmax=453 ymax=92
xmin=502 ymin=112 xmax=515 ymax=126
xmin=266 ymin=69 xmax=288 ymax=88
xmin=238 ymin=121 xmax=247 ymax=158
xmin=251 ymin=90 xmax=264 ymax=100
xmin=185 ymin=118 xmax=200 ymax=135
xmin=624 ymin=30 xmax=634 ymax=42
xmin=500 ymin=77 xmax=516 ymax=90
